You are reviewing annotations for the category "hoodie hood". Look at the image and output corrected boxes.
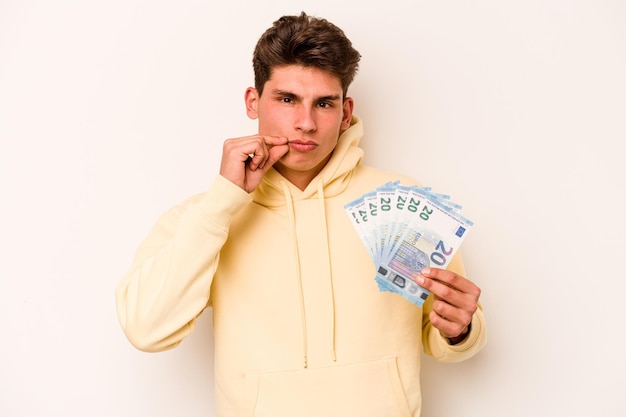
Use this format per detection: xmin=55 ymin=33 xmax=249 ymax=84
xmin=252 ymin=115 xmax=364 ymax=207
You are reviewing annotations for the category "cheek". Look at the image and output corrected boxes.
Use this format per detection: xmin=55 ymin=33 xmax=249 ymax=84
xmin=257 ymin=102 xmax=284 ymax=124
xmin=257 ymin=112 xmax=284 ymax=134
xmin=321 ymin=138 xmax=339 ymax=155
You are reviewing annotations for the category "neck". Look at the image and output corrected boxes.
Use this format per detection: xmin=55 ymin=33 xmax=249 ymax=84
xmin=274 ymin=166 xmax=321 ymax=191
xmin=273 ymin=153 xmax=333 ymax=191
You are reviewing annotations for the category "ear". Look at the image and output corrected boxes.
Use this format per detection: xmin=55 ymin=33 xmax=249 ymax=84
xmin=341 ymin=97 xmax=354 ymax=130
xmin=245 ymin=87 xmax=259 ymax=119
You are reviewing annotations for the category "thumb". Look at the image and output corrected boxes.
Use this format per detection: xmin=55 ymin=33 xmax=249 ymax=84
xmin=260 ymin=143 xmax=289 ymax=170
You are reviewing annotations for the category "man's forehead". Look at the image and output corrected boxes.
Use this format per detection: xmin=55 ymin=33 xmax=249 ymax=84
xmin=265 ymin=65 xmax=343 ymax=97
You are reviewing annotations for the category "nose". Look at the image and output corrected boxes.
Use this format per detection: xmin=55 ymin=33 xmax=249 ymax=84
xmin=294 ymin=106 xmax=317 ymax=133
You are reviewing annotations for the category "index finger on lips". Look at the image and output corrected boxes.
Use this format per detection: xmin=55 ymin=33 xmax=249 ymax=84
xmin=260 ymin=135 xmax=289 ymax=147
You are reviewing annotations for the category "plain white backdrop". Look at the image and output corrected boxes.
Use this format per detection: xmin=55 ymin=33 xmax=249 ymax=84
xmin=1 ymin=0 xmax=625 ymax=416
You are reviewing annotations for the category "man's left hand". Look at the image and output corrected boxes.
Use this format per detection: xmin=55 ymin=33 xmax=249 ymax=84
xmin=417 ymin=268 xmax=481 ymax=343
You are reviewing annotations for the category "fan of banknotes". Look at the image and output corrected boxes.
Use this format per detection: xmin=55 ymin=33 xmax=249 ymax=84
xmin=344 ymin=181 xmax=474 ymax=307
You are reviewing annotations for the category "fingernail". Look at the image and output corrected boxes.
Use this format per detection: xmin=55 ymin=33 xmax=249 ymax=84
xmin=421 ymin=268 xmax=431 ymax=275
xmin=416 ymin=275 xmax=424 ymax=285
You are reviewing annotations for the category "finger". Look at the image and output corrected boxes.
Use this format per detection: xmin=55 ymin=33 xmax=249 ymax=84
xmin=245 ymin=138 xmax=272 ymax=171
xmin=417 ymin=275 xmax=465 ymax=306
xmin=417 ymin=274 xmax=479 ymax=313
xmin=260 ymin=135 xmax=289 ymax=147
xmin=247 ymin=148 xmax=267 ymax=171
xmin=420 ymin=267 xmax=481 ymax=297
xmin=223 ymin=136 xmax=265 ymax=163
xmin=249 ymin=136 xmax=288 ymax=170
xmin=260 ymin=143 xmax=289 ymax=170
xmin=431 ymin=297 xmax=473 ymax=330
xmin=429 ymin=309 xmax=469 ymax=339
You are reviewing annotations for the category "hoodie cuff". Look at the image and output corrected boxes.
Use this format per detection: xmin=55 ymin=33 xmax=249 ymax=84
xmin=430 ymin=309 xmax=486 ymax=362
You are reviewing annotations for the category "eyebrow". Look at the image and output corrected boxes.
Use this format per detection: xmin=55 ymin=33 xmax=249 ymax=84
xmin=271 ymin=89 xmax=342 ymax=102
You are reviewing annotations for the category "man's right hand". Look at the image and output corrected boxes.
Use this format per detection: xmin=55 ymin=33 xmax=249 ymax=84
xmin=219 ymin=134 xmax=289 ymax=193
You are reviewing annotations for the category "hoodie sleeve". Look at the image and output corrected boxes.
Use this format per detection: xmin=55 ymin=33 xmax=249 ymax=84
xmin=115 ymin=175 xmax=252 ymax=352
xmin=421 ymin=251 xmax=487 ymax=362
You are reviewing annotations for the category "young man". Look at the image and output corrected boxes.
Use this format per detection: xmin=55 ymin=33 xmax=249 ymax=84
xmin=116 ymin=12 xmax=486 ymax=417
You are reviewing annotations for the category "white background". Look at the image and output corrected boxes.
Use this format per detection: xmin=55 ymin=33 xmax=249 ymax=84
xmin=1 ymin=1 xmax=625 ymax=416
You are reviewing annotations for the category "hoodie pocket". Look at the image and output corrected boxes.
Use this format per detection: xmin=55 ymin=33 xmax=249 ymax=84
xmin=247 ymin=357 xmax=412 ymax=417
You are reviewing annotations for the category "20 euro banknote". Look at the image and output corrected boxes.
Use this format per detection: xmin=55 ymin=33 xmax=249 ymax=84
xmin=345 ymin=182 xmax=473 ymax=307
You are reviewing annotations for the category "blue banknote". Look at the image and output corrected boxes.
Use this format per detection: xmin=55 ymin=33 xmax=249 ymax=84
xmin=345 ymin=182 xmax=473 ymax=307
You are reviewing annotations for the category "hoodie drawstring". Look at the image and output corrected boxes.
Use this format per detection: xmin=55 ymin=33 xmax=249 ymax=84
xmin=280 ymin=180 xmax=338 ymax=368
xmin=317 ymin=181 xmax=337 ymax=362
xmin=281 ymin=181 xmax=309 ymax=368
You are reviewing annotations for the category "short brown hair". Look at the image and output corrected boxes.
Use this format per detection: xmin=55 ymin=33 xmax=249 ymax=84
xmin=252 ymin=12 xmax=361 ymax=98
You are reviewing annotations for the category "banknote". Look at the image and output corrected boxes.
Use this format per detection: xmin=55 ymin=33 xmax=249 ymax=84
xmin=345 ymin=182 xmax=473 ymax=307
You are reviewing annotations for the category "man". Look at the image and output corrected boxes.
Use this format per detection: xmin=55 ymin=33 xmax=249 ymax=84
xmin=116 ymin=12 xmax=486 ymax=417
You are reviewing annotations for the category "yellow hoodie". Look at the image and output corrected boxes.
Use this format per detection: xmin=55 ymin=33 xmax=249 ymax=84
xmin=116 ymin=116 xmax=486 ymax=417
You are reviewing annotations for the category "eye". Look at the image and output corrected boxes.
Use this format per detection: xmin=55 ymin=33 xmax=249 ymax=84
xmin=318 ymin=101 xmax=333 ymax=109
xmin=281 ymin=97 xmax=293 ymax=104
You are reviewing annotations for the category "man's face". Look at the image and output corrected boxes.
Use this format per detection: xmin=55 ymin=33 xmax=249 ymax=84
xmin=246 ymin=65 xmax=353 ymax=188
